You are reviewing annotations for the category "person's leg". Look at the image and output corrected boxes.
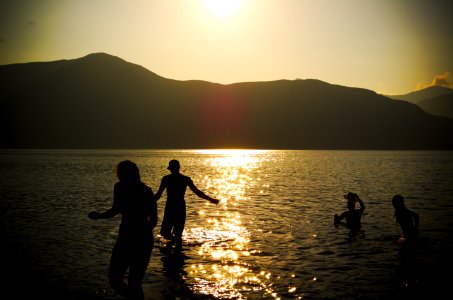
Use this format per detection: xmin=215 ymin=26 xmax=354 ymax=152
xmin=172 ymin=208 xmax=186 ymax=251
xmin=108 ymin=241 xmax=130 ymax=298
xmin=160 ymin=209 xmax=175 ymax=241
xmin=128 ymin=239 xmax=153 ymax=300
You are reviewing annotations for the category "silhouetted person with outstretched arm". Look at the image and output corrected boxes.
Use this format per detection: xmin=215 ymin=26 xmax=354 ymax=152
xmin=88 ymin=160 xmax=157 ymax=300
xmin=334 ymin=192 xmax=365 ymax=230
xmin=392 ymin=194 xmax=419 ymax=243
xmin=155 ymin=159 xmax=220 ymax=250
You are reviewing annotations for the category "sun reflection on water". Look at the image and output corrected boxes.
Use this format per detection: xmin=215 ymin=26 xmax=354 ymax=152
xmin=182 ymin=150 xmax=280 ymax=299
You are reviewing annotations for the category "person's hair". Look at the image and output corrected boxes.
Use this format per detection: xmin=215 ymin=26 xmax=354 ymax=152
xmin=116 ymin=160 xmax=140 ymax=183
xmin=392 ymin=194 xmax=404 ymax=208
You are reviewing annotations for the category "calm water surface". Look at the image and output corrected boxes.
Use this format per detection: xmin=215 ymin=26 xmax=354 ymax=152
xmin=1 ymin=150 xmax=452 ymax=299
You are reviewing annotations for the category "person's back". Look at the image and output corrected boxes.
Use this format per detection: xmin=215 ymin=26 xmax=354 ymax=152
xmin=155 ymin=159 xmax=219 ymax=250
xmin=157 ymin=172 xmax=189 ymax=241
xmin=162 ymin=173 xmax=191 ymax=202
xmin=114 ymin=180 xmax=157 ymax=239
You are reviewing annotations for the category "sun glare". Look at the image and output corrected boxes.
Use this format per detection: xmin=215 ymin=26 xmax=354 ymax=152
xmin=202 ymin=0 xmax=244 ymax=18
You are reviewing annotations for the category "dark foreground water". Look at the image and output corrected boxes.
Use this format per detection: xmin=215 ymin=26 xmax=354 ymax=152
xmin=1 ymin=149 xmax=452 ymax=300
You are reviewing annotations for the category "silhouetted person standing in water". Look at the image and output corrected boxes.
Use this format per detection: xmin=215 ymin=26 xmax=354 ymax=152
xmin=392 ymin=194 xmax=419 ymax=243
xmin=155 ymin=159 xmax=220 ymax=250
xmin=334 ymin=192 xmax=365 ymax=230
xmin=392 ymin=195 xmax=420 ymax=288
xmin=88 ymin=160 xmax=157 ymax=300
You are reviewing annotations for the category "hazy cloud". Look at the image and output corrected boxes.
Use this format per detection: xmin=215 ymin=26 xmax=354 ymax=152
xmin=432 ymin=72 xmax=450 ymax=87
xmin=416 ymin=72 xmax=451 ymax=90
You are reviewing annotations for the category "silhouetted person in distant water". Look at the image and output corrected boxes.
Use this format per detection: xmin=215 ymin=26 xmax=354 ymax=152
xmin=392 ymin=195 xmax=420 ymax=289
xmin=88 ymin=160 xmax=157 ymax=300
xmin=334 ymin=192 xmax=365 ymax=230
xmin=392 ymin=194 xmax=419 ymax=243
xmin=155 ymin=159 xmax=220 ymax=251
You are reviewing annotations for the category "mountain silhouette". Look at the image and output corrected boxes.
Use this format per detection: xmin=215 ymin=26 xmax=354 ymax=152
xmin=385 ymin=86 xmax=453 ymax=121
xmin=1 ymin=53 xmax=453 ymax=149
xmin=417 ymin=94 xmax=453 ymax=120
xmin=386 ymin=86 xmax=453 ymax=104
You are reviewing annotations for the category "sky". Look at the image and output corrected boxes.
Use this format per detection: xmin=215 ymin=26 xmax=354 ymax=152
xmin=0 ymin=0 xmax=452 ymax=95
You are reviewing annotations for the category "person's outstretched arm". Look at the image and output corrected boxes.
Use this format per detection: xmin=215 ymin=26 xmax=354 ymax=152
xmin=88 ymin=207 xmax=119 ymax=219
xmin=188 ymin=178 xmax=219 ymax=204
xmin=88 ymin=184 xmax=122 ymax=219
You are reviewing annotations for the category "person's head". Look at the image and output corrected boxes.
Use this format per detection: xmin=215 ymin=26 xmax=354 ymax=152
xmin=344 ymin=192 xmax=356 ymax=210
xmin=116 ymin=160 xmax=140 ymax=183
xmin=167 ymin=159 xmax=180 ymax=173
xmin=392 ymin=194 xmax=405 ymax=209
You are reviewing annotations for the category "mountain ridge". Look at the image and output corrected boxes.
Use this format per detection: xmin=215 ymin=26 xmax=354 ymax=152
xmin=1 ymin=53 xmax=453 ymax=149
xmin=386 ymin=86 xmax=453 ymax=103
xmin=417 ymin=94 xmax=453 ymax=120
xmin=385 ymin=84 xmax=453 ymax=120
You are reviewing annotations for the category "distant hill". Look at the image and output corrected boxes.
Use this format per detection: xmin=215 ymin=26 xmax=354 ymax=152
xmin=1 ymin=53 xmax=453 ymax=149
xmin=386 ymin=86 xmax=453 ymax=104
xmin=385 ymin=85 xmax=453 ymax=120
xmin=417 ymin=94 xmax=453 ymax=120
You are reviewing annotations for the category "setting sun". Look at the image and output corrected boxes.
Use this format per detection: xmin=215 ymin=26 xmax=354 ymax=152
xmin=202 ymin=0 xmax=244 ymax=18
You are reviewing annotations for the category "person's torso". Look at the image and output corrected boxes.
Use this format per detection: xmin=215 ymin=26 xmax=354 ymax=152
xmin=395 ymin=208 xmax=412 ymax=225
xmin=164 ymin=173 xmax=191 ymax=203
xmin=115 ymin=182 xmax=156 ymax=234
xmin=395 ymin=208 xmax=415 ymax=236
xmin=346 ymin=210 xmax=362 ymax=228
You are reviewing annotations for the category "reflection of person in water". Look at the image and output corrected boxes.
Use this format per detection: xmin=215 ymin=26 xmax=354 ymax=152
xmin=334 ymin=192 xmax=365 ymax=230
xmin=88 ymin=160 xmax=157 ymax=300
xmin=155 ymin=159 xmax=220 ymax=250
xmin=392 ymin=194 xmax=419 ymax=243
xmin=160 ymin=252 xmax=196 ymax=298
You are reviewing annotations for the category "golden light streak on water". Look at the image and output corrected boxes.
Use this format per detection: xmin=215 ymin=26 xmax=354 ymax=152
xmin=182 ymin=150 xmax=281 ymax=299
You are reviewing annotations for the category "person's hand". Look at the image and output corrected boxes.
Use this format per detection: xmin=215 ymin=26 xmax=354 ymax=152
xmin=88 ymin=211 xmax=99 ymax=219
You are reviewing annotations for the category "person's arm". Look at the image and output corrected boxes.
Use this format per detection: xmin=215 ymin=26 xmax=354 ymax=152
xmin=154 ymin=177 xmax=166 ymax=201
xmin=356 ymin=195 xmax=365 ymax=213
xmin=188 ymin=178 xmax=219 ymax=204
xmin=145 ymin=186 xmax=158 ymax=228
xmin=334 ymin=211 xmax=347 ymax=224
xmin=88 ymin=207 xmax=119 ymax=219
xmin=88 ymin=183 xmax=121 ymax=220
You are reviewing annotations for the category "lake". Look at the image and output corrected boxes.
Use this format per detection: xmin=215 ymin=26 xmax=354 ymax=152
xmin=1 ymin=149 xmax=452 ymax=299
